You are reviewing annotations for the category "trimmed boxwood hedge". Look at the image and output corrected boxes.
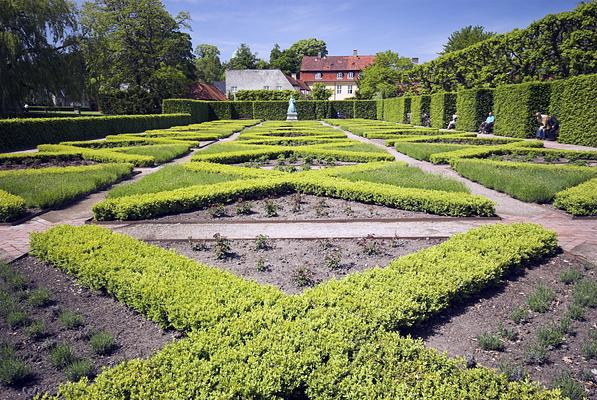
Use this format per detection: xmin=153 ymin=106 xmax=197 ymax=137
xmin=456 ymin=88 xmax=493 ymax=132
xmin=0 ymin=114 xmax=191 ymax=152
xmin=494 ymin=82 xmax=551 ymax=138
xmin=353 ymin=100 xmax=377 ymax=119
xmin=383 ymin=96 xmax=410 ymax=123
xmin=253 ymin=101 xmax=288 ymax=120
xmin=410 ymin=95 xmax=431 ymax=126
xmin=0 ymin=190 xmax=26 ymax=222
xmin=553 ymin=74 xmax=597 ymax=147
xmin=553 ymin=178 xmax=597 ymax=216
xmin=430 ymin=92 xmax=457 ymax=129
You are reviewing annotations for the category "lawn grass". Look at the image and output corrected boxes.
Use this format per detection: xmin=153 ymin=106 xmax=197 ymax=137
xmin=394 ymin=142 xmax=478 ymax=161
xmin=107 ymin=164 xmax=242 ymax=198
xmin=451 ymin=159 xmax=596 ymax=203
xmin=113 ymin=144 xmax=190 ymax=164
xmin=0 ymin=163 xmax=133 ymax=209
xmin=332 ymin=163 xmax=470 ymax=193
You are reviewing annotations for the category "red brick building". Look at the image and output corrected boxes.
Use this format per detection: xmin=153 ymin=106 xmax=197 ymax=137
xmin=299 ymin=51 xmax=376 ymax=99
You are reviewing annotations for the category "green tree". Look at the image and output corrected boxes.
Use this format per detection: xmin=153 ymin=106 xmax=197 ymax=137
xmin=81 ymin=0 xmax=194 ymax=114
xmin=255 ymin=59 xmax=270 ymax=69
xmin=0 ymin=0 xmax=82 ymax=113
xmin=309 ymin=83 xmax=332 ymax=100
xmin=269 ymin=43 xmax=282 ymax=64
xmin=227 ymin=43 xmax=257 ymax=69
xmin=357 ymin=51 xmax=414 ymax=99
xmin=441 ymin=25 xmax=495 ymax=54
xmin=195 ymin=44 xmax=224 ymax=83
xmin=271 ymin=38 xmax=327 ymax=75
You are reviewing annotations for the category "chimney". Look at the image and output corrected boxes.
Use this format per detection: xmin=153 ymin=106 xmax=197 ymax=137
xmin=317 ymin=51 xmax=321 ymax=59
xmin=353 ymin=49 xmax=358 ymax=56
xmin=291 ymin=73 xmax=297 ymax=79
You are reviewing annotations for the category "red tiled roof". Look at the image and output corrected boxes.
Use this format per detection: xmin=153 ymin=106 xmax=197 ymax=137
xmin=188 ymin=82 xmax=227 ymax=101
xmin=300 ymin=55 xmax=376 ymax=72
xmin=285 ymin=74 xmax=311 ymax=91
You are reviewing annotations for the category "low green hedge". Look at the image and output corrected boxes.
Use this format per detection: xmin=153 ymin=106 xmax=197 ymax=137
xmin=37 ymin=144 xmax=156 ymax=167
xmin=430 ymin=92 xmax=457 ymax=129
xmin=395 ymin=142 xmax=479 ymax=161
xmin=0 ymin=190 xmax=26 ymax=222
xmin=31 ymin=223 xmax=560 ymax=399
xmin=410 ymin=95 xmax=431 ymax=126
xmin=456 ymin=88 xmax=493 ymax=132
xmin=553 ymin=178 xmax=597 ymax=216
xmin=494 ymin=82 xmax=551 ymax=138
xmin=0 ymin=114 xmax=192 ymax=152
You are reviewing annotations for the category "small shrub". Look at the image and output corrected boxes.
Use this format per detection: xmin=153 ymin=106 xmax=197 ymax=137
xmin=324 ymin=250 xmax=342 ymax=271
xmin=212 ymin=233 xmax=232 ymax=259
xmin=558 ymin=315 xmax=573 ymax=335
xmin=524 ymin=342 xmax=549 ymax=365
xmin=290 ymin=193 xmax=302 ymax=213
xmin=566 ymin=303 xmax=586 ymax=321
xmin=58 ymin=310 xmax=84 ymax=329
xmin=264 ymin=200 xmax=279 ymax=217
xmin=256 ymin=257 xmax=269 ymax=272
xmin=25 ymin=320 xmax=49 ymax=340
xmin=191 ymin=240 xmax=208 ymax=252
xmin=0 ymin=358 xmax=31 ymax=387
xmin=552 ymin=372 xmax=587 ymax=400
xmin=536 ymin=324 xmax=565 ymax=348
xmin=208 ymin=203 xmax=226 ymax=218
xmin=235 ymin=201 xmax=253 ymax=215
xmin=357 ymin=234 xmax=381 ymax=255
xmin=315 ymin=198 xmax=329 ymax=217
xmin=89 ymin=331 xmax=116 ymax=355
xmin=527 ymin=284 xmax=556 ymax=313
xmin=65 ymin=359 xmax=94 ymax=381
xmin=572 ymin=279 xmax=597 ymax=308
xmin=318 ymin=239 xmax=333 ymax=251
xmin=6 ymin=310 xmax=29 ymax=329
xmin=477 ymin=332 xmax=505 ymax=351
xmin=498 ymin=324 xmax=519 ymax=342
xmin=498 ymin=360 xmax=528 ymax=382
xmin=27 ymin=288 xmax=53 ymax=307
xmin=581 ymin=340 xmax=597 ymax=360
xmin=510 ymin=306 xmax=530 ymax=324
xmin=6 ymin=273 xmax=28 ymax=292
xmin=292 ymin=266 xmax=315 ymax=287
xmin=560 ymin=268 xmax=583 ymax=284
xmin=343 ymin=205 xmax=354 ymax=216
xmin=50 ymin=343 xmax=75 ymax=369
xmin=254 ymin=234 xmax=271 ymax=251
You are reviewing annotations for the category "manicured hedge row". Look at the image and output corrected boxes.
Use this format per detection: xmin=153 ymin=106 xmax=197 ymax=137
xmin=430 ymin=92 xmax=456 ymax=129
xmin=37 ymin=144 xmax=156 ymax=167
xmin=410 ymin=95 xmax=431 ymax=126
xmin=428 ymin=141 xmax=545 ymax=164
xmin=494 ymin=82 xmax=551 ymax=138
xmin=32 ymin=223 xmax=560 ymax=399
xmin=0 ymin=190 xmax=26 ymax=222
xmin=161 ymin=99 xmax=210 ymax=122
xmin=553 ymin=178 xmax=597 ymax=216
xmin=395 ymin=142 xmax=479 ymax=161
xmin=235 ymin=89 xmax=297 ymax=101
xmin=455 ymin=88 xmax=493 ymax=132
xmin=383 ymin=96 xmax=410 ymax=123
xmin=0 ymin=114 xmax=192 ymax=152
xmin=553 ymin=74 xmax=597 ymax=147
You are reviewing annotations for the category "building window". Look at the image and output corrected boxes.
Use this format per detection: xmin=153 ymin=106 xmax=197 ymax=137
xmin=347 ymin=85 xmax=353 ymax=94
xmin=348 ymin=72 xmax=354 ymax=79
xmin=336 ymin=85 xmax=342 ymax=94
xmin=231 ymin=86 xmax=237 ymax=93
xmin=315 ymin=72 xmax=322 ymax=80
xmin=263 ymin=85 xmax=270 ymax=90
xmin=276 ymin=86 xmax=282 ymax=90
xmin=337 ymin=72 xmax=343 ymax=79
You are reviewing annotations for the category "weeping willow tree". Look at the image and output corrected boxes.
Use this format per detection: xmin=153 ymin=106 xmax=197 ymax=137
xmin=0 ymin=0 xmax=83 ymax=113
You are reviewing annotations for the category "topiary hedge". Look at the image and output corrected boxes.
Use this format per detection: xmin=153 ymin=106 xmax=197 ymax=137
xmin=410 ymin=95 xmax=431 ymax=126
xmin=456 ymin=88 xmax=493 ymax=132
xmin=493 ymin=82 xmax=551 ymax=138
xmin=430 ymin=92 xmax=457 ymax=129
xmin=353 ymin=100 xmax=377 ymax=119
xmin=235 ymin=89 xmax=298 ymax=101
xmin=161 ymin=99 xmax=209 ymax=122
xmin=383 ymin=97 xmax=410 ymax=123
xmin=0 ymin=190 xmax=26 ymax=222
xmin=554 ymin=178 xmax=597 ymax=216
xmin=0 ymin=114 xmax=192 ymax=152
xmin=552 ymin=74 xmax=597 ymax=147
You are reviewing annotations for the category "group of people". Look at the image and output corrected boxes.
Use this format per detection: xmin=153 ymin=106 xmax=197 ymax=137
xmin=445 ymin=111 xmax=559 ymax=140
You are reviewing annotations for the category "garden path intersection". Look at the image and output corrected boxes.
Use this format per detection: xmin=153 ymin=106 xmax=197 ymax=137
xmin=1 ymin=121 xmax=597 ymax=265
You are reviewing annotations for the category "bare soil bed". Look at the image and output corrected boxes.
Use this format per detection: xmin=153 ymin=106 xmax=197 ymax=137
xmin=494 ymin=154 xmax=597 ymax=167
xmin=157 ymin=236 xmax=444 ymax=294
xmin=152 ymin=193 xmax=447 ymax=223
xmin=410 ymin=252 xmax=597 ymax=398
xmin=0 ymin=159 xmax=97 ymax=171
xmin=0 ymin=257 xmax=177 ymax=399
xmin=236 ymin=158 xmax=358 ymax=172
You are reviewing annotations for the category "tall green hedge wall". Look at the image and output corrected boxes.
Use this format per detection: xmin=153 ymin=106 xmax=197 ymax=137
xmin=430 ymin=92 xmax=457 ymax=129
xmin=162 ymin=99 xmax=377 ymax=122
xmin=0 ymin=114 xmax=191 ymax=152
xmin=235 ymin=90 xmax=298 ymax=101
xmin=410 ymin=95 xmax=431 ymax=126
xmin=382 ymin=97 xmax=410 ymax=123
xmin=494 ymin=82 xmax=551 ymax=138
xmin=455 ymin=88 xmax=494 ymax=132
xmin=555 ymin=74 xmax=597 ymax=146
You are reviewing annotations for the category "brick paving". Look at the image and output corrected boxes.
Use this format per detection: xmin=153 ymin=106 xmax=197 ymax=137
xmin=1 ymin=124 xmax=596 ymax=264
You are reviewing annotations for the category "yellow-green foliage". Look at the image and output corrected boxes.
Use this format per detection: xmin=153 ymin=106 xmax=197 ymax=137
xmin=30 ymin=223 xmax=561 ymax=399
xmin=37 ymin=144 xmax=155 ymax=167
xmin=554 ymin=178 xmax=597 ymax=216
xmin=0 ymin=190 xmax=26 ymax=222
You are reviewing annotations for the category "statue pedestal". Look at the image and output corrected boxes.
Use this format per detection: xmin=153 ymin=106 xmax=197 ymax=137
xmin=286 ymin=112 xmax=298 ymax=121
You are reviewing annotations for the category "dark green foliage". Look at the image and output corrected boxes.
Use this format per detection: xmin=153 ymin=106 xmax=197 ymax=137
xmin=477 ymin=332 xmax=505 ymax=351
xmin=230 ymin=102 xmax=255 ymax=119
xmin=527 ymin=284 xmax=556 ymax=313
xmin=25 ymin=320 xmax=49 ymax=340
xmin=354 ymin=100 xmax=377 ymax=119
xmin=208 ymin=101 xmax=232 ymax=120
xmin=554 ymin=74 xmax=597 ymax=147
xmin=27 ymin=288 xmax=53 ymax=307
xmin=430 ymin=92 xmax=457 ymax=129
xmin=572 ymin=279 xmax=597 ymax=308
xmin=552 ymin=372 xmax=587 ymax=400
xmin=559 ymin=268 xmax=583 ymax=284
xmin=524 ymin=342 xmax=549 ymax=365
xmin=6 ymin=310 xmax=29 ymax=328
xmin=65 ymin=359 xmax=95 ymax=381
xmin=162 ymin=99 xmax=210 ymax=123
xmin=536 ymin=324 xmax=565 ymax=348
xmin=235 ymin=90 xmax=297 ymax=101
xmin=383 ymin=97 xmax=410 ymax=123
xmin=0 ymin=354 xmax=31 ymax=387
xmin=456 ymin=88 xmax=493 ymax=132
xmin=0 ymin=114 xmax=191 ymax=152
xmin=58 ymin=310 xmax=84 ymax=329
xmin=89 ymin=331 xmax=117 ymax=356
xmin=494 ymin=82 xmax=551 ymax=138
xmin=252 ymin=101 xmax=288 ymax=120
xmin=329 ymin=100 xmax=354 ymax=119
xmin=410 ymin=95 xmax=431 ymax=126
xmin=50 ymin=344 xmax=75 ymax=369
xmin=510 ymin=306 xmax=530 ymax=324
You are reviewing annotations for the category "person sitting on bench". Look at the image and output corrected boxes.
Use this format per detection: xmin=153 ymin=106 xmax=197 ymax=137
xmin=479 ymin=112 xmax=494 ymax=134
xmin=447 ymin=114 xmax=457 ymax=130
xmin=535 ymin=112 xmax=559 ymax=140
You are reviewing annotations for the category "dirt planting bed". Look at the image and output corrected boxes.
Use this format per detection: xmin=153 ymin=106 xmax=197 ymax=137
xmin=0 ymin=257 xmax=177 ymax=399
xmin=151 ymin=193 xmax=446 ymax=223
xmin=236 ymin=158 xmax=359 ymax=171
xmin=157 ymin=236 xmax=444 ymax=294
xmin=494 ymin=154 xmax=597 ymax=167
xmin=411 ymin=252 xmax=597 ymax=398
xmin=0 ymin=159 xmax=97 ymax=171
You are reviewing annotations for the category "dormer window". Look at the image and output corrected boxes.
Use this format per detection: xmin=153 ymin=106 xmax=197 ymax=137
xmin=337 ymin=72 xmax=343 ymax=79
xmin=348 ymin=72 xmax=354 ymax=79
xmin=315 ymin=72 xmax=322 ymax=80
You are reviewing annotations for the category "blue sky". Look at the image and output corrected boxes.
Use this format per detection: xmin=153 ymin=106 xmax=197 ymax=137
xmin=122 ymin=0 xmax=583 ymax=62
